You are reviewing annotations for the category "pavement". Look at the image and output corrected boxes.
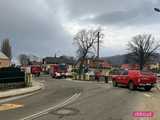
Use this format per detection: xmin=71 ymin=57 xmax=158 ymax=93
xmin=0 ymin=76 xmax=160 ymax=120
xmin=0 ymin=79 xmax=44 ymax=99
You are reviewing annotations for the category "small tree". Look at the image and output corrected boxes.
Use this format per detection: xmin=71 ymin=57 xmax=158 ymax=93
xmin=127 ymin=34 xmax=160 ymax=70
xmin=1 ymin=38 xmax=12 ymax=60
xmin=18 ymin=54 xmax=29 ymax=65
xmin=73 ymin=28 xmax=103 ymax=75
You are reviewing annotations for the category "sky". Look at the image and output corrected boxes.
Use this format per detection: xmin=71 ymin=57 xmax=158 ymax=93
xmin=0 ymin=0 xmax=160 ymax=59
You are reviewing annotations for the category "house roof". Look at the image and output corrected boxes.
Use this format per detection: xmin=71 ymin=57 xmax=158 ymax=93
xmin=43 ymin=56 xmax=76 ymax=65
xmin=0 ymin=52 xmax=9 ymax=59
xmin=100 ymin=62 xmax=112 ymax=68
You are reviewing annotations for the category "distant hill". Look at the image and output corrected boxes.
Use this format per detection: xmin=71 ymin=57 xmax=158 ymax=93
xmin=102 ymin=53 xmax=160 ymax=65
xmin=102 ymin=54 xmax=127 ymax=65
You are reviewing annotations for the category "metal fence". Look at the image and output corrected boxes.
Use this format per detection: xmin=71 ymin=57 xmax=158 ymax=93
xmin=0 ymin=67 xmax=26 ymax=89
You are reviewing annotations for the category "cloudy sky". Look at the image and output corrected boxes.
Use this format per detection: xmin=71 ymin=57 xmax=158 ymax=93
xmin=0 ymin=0 xmax=160 ymax=59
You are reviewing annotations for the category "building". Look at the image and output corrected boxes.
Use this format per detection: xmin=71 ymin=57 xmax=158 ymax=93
xmin=78 ymin=58 xmax=112 ymax=69
xmin=149 ymin=63 xmax=160 ymax=70
xmin=121 ymin=64 xmax=140 ymax=70
xmin=43 ymin=56 xmax=75 ymax=65
xmin=0 ymin=52 xmax=10 ymax=68
xmin=42 ymin=56 xmax=76 ymax=72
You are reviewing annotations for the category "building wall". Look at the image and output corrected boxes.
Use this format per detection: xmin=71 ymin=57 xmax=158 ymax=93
xmin=0 ymin=59 xmax=10 ymax=68
xmin=83 ymin=59 xmax=111 ymax=68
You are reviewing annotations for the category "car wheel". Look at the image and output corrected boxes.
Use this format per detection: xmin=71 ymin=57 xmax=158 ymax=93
xmin=51 ymin=75 xmax=55 ymax=78
xmin=144 ymin=86 xmax=152 ymax=91
xmin=37 ymin=73 xmax=40 ymax=77
xmin=112 ymin=80 xmax=117 ymax=87
xmin=128 ymin=81 xmax=135 ymax=90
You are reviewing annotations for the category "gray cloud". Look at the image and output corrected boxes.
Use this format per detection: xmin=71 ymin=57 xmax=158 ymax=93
xmin=64 ymin=0 xmax=140 ymax=18
xmin=0 ymin=0 xmax=74 ymax=58
xmin=91 ymin=2 xmax=160 ymax=26
xmin=64 ymin=0 xmax=160 ymax=26
xmin=0 ymin=0 xmax=160 ymax=59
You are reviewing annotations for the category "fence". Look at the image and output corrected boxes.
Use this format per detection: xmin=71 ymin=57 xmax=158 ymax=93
xmin=0 ymin=67 xmax=26 ymax=89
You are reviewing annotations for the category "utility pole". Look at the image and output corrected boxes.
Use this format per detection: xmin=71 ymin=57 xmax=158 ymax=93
xmin=97 ymin=31 xmax=100 ymax=59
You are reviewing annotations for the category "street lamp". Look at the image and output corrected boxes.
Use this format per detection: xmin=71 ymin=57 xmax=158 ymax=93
xmin=154 ymin=8 xmax=160 ymax=12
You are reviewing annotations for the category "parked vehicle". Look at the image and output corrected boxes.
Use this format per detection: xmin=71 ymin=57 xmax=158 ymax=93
xmin=31 ymin=65 xmax=42 ymax=77
xmin=112 ymin=70 xmax=157 ymax=91
xmin=50 ymin=64 xmax=68 ymax=78
xmin=95 ymin=70 xmax=109 ymax=83
xmin=95 ymin=70 xmax=103 ymax=81
xmin=85 ymin=69 xmax=95 ymax=80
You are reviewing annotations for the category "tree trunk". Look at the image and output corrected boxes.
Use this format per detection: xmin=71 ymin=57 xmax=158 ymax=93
xmin=140 ymin=64 xmax=143 ymax=70
xmin=139 ymin=52 xmax=144 ymax=70
xmin=139 ymin=59 xmax=145 ymax=70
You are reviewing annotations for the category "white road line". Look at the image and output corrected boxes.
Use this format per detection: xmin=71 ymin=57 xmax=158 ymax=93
xmin=66 ymin=79 xmax=107 ymax=84
xmin=20 ymin=92 xmax=81 ymax=120
xmin=100 ymin=85 xmax=110 ymax=89
xmin=144 ymin=93 xmax=151 ymax=97
xmin=66 ymin=79 xmax=89 ymax=83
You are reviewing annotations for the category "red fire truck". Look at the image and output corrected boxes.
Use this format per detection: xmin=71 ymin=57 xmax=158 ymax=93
xmin=50 ymin=64 xmax=68 ymax=78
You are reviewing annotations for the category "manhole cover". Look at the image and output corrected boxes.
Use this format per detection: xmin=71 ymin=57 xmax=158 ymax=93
xmin=51 ymin=108 xmax=79 ymax=116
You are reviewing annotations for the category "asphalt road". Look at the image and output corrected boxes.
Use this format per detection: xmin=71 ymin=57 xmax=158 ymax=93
xmin=0 ymin=76 xmax=160 ymax=120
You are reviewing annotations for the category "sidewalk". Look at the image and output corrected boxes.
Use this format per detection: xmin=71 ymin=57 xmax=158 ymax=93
xmin=0 ymin=80 xmax=44 ymax=99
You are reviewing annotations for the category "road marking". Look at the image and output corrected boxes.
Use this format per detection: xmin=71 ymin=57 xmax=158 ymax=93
xmin=0 ymin=103 xmax=24 ymax=111
xmin=20 ymin=92 xmax=81 ymax=120
xmin=144 ymin=93 xmax=151 ymax=97
xmin=99 ymin=85 xmax=110 ymax=89
xmin=66 ymin=79 xmax=92 ymax=83
xmin=66 ymin=79 xmax=109 ymax=84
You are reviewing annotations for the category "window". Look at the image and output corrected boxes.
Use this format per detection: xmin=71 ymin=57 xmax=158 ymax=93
xmin=120 ymin=70 xmax=128 ymax=75
xmin=123 ymin=70 xmax=128 ymax=75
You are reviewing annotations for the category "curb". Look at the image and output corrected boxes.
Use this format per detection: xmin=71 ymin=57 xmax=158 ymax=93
xmin=0 ymin=81 xmax=44 ymax=99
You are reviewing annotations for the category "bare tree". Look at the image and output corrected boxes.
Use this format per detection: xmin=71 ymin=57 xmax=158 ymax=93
xmin=73 ymin=28 xmax=103 ymax=74
xmin=18 ymin=54 xmax=29 ymax=65
xmin=1 ymin=38 xmax=12 ymax=60
xmin=127 ymin=34 xmax=160 ymax=70
xmin=74 ymin=29 xmax=103 ymax=63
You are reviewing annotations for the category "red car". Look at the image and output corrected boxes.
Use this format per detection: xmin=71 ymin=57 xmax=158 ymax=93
xmin=112 ymin=70 xmax=157 ymax=91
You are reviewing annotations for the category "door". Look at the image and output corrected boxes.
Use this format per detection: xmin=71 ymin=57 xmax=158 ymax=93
xmin=120 ymin=70 xmax=128 ymax=84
